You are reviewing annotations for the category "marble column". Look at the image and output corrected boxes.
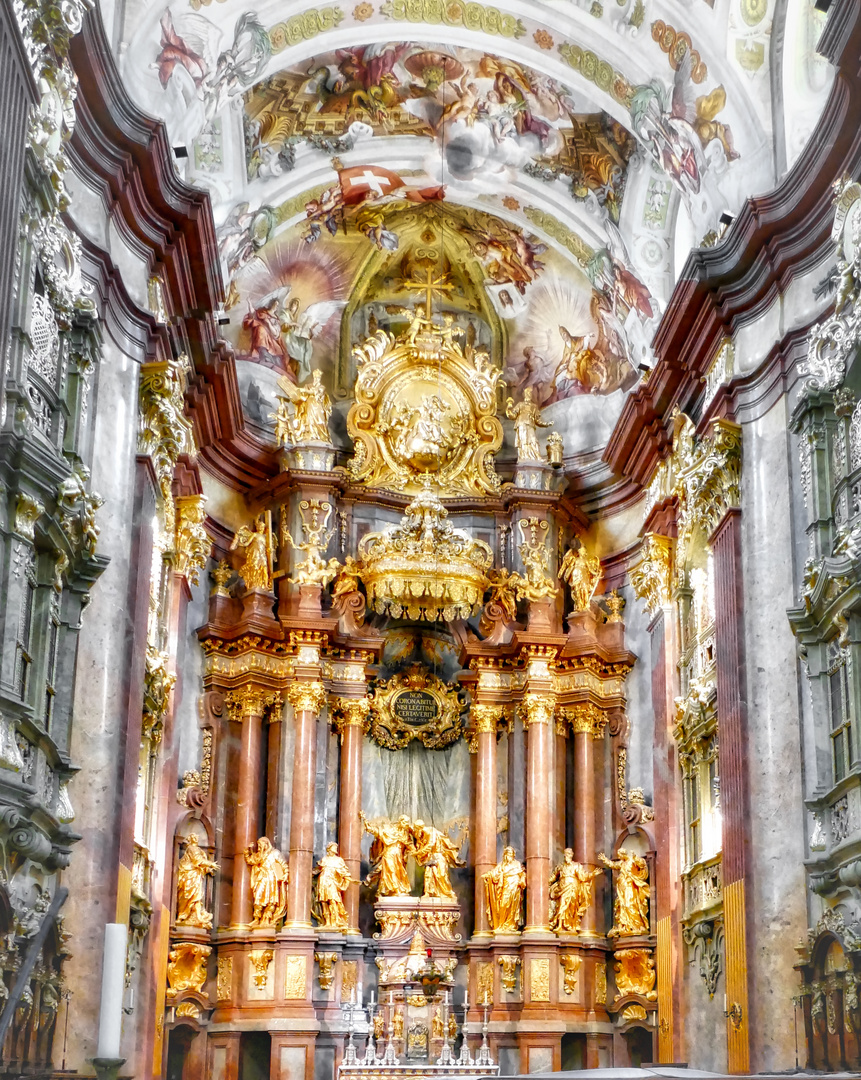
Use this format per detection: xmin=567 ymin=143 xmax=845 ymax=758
xmin=571 ymin=705 xmax=602 ymax=934
xmin=711 ymin=507 xmax=751 ymax=1073
xmin=228 ymin=686 xmax=268 ymax=928
xmin=524 ymin=694 xmax=554 ymax=933
xmin=285 ymin=681 xmax=326 ymax=927
xmin=472 ymin=704 xmax=502 ymax=936
xmin=266 ymin=706 xmax=283 ymax=843
xmin=334 ymin=697 xmax=369 ymax=933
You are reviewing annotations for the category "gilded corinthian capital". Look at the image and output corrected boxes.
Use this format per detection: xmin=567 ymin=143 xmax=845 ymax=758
xmin=559 ymin=703 xmax=607 ymax=739
xmin=226 ymin=686 xmax=281 ymax=723
xmin=473 ymin=704 xmax=505 ymax=733
xmin=332 ymin=697 xmax=370 ymax=740
xmin=523 ymin=694 xmax=555 ymax=727
xmin=286 ymin=681 xmax=326 ymax=715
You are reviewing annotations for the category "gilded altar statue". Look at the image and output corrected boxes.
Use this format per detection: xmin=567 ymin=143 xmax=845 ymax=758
xmin=312 ymin=842 xmax=356 ymax=932
xmin=559 ymin=543 xmax=602 ymax=611
xmin=272 ymin=369 xmax=332 ymax=445
xmin=412 ymin=821 xmax=466 ymax=901
xmin=549 ymin=848 xmax=602 ymax=933
xmin=373 ymin=1010 xmax=385 ymax=1040
xmin=230 ymin=514 xmax=273 ymax=592
xmin=282 ymin=499 xmax=339 ymax=587
xmin=245 ymin=836 xmax=290 ymax=926
xmin=332 ymin=555 xmax=363 ymax=601
xmin=393 ymin=1005 xmax=405 ymax=1041
xmin=432 ymin=1006 xmax=444 ymax=1039
xmin=175 ymin=836 xmax=219 ymax=929
xmin=505 ymin=388 xmax=552 ymax=462
xmin=484 ymin=846 xmax=526 ymax=933
xmin=599 ymin=847 xmax=650 ymax=937
xmin=361 ymin=812 xmax=414 ymax=896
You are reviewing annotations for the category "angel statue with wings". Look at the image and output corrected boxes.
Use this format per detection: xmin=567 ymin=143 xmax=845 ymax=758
xmin=271 ymin=370 xmax=332 ymax=446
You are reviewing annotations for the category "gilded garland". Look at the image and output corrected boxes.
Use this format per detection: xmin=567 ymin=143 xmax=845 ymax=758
xmin=367 ymin=664 xmax=465 ymax=750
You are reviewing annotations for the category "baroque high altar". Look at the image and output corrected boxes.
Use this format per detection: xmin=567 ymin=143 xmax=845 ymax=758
xmin=170 ymin=304 xmax=658 ymax=1076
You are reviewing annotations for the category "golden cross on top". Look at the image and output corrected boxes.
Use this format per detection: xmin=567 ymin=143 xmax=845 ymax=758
xmin=404 ymin=265 xmax=453 ymax=318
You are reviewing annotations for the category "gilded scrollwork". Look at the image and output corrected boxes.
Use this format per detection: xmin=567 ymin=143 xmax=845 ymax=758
xmin=630 ymin=533 xmax=673 ymax=616
xmin=175 ymin=495 xmax=209 ymax=586
xmin=282 ymin=500 xmax=339 ymax=587
xmin=166 ymin=942 xmax=211 ymax=997
xmin=346 ymin=306 xmax=502 ymax=496
xmin=367 ymin=665 xmax=464 ymax=750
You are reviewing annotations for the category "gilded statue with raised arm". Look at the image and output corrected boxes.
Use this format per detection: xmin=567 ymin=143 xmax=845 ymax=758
xmin=549 ymin=848 xmax=602 ymax=934
xmin=230 ymin=514 xmax=273 ymax=592
xmin=175 ymin=836 xmax=219 ymax=929
xmin=412 ymin=820 xmax=466 ymax=901
xmin=361 ymin=812 xmax=414 ymax=897
xmin=599 ymin=847 xmax=650 ymax=937
xmin=559 ymin=542 xmax=602 ymax=611
xmin=484 ymin=846 xmax=526 ymax=933
xmin=272 ymin=369 xmax=332 ymax=446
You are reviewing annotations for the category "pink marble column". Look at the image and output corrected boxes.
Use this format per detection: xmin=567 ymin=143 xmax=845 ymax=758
xmin=524 ymin=694 xmax=554 ymax=932
xmin=472 ymin=704 xmax=501 ymax=935
xmin=286 ymin=681 xmax=325 ymax=927
xmin=571 ymin=709 xmax=599 ymax=934
xmin=229 ymin=687 xmax=267 ymax=928
xmin=335 ymin=698 xmax=369 ymax=933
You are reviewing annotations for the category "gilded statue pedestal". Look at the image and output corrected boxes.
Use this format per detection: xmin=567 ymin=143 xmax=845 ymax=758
xmin=279 ymin=442 xmax=336 ymax=473
xmin=373 ymin=895 xmax=462 ymax=946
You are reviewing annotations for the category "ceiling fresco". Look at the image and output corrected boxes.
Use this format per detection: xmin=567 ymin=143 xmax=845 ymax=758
xmin=114 ymin=0 xmax=829 ymax=460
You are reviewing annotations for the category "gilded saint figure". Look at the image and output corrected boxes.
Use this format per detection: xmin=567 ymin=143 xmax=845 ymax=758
xmin=361 ymin=812 xmax=414 ymax=896
xmin=373 ymin=1010 xmax=385 ymax=1040
xmin=245 ymin=836 xmax=290 ymax=927
xmin=230 ymin=514 xmax=273 ymax=592
xmin=393 ymin=1006 xmax=405 ymax=1041
xmin=312 ymin=842 xmax=356 ymax=932
xmin=483 ymin=846 xmax=526 ymax=933
xmin=274 ymin=369 xmax=333 ymax=445
xmin=549 ymin=848 xmax=602 ymax=934
xmin=175 ymin=836 xmax=219 ymax=929
xmin=559 ymin=543 xmax=602 ymax=611
xmin=412 ymin=821 xmax=465 ymax=901
xmin=599 ymin=847 xmax=650 ymax=937
xmin=432 ymin=1006 xmax=444 ymax=1039
xmin=505 ymin=387 xmax=551 ymax=463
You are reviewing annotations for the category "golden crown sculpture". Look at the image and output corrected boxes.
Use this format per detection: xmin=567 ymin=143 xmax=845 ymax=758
xmin=358 ymin=478 xmax=493 ymax=622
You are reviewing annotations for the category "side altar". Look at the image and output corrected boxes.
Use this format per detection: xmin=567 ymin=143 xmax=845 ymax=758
xmin=166 ymin=299 xmax=659 ymax=1077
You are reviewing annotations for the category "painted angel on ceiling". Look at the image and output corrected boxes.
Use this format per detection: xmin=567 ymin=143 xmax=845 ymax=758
xmin=154 ymin=8 xmax=271 ymax=136
xmin=629 ymin=50 xmax=739 ymax=196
